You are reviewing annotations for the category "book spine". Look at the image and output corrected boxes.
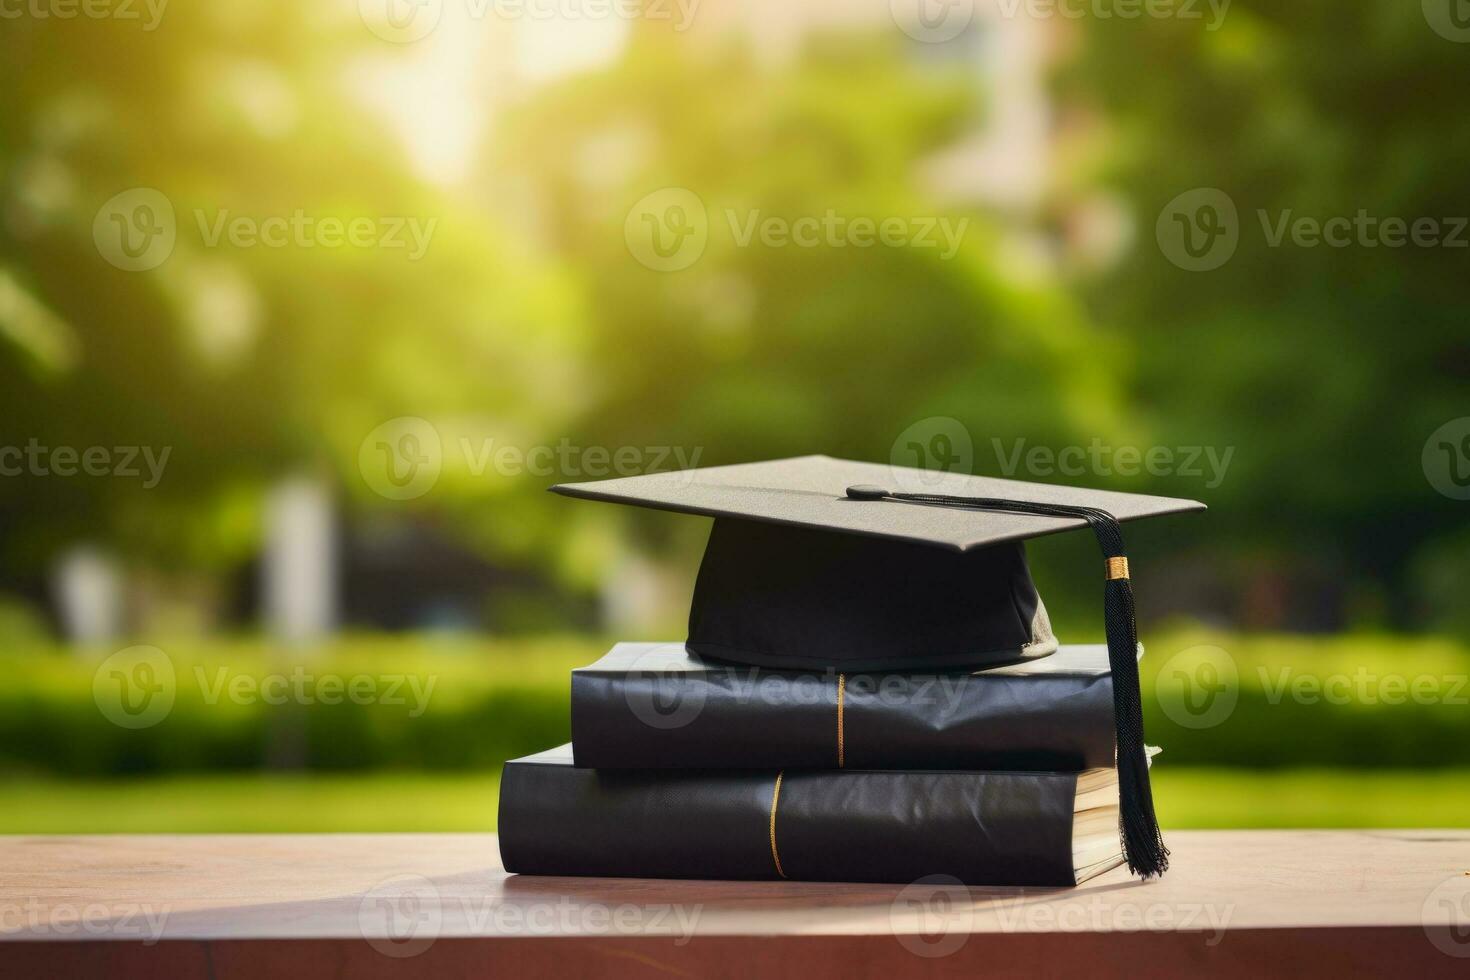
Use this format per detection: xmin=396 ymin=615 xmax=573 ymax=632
xmin=498 ymin=760 xmax=1079 ymax=886
xmin=571 ymin=669 xmax=1115 ymax=771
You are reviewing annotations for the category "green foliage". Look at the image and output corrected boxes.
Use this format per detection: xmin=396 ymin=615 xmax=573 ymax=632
xmin=3 ymin=631 xmax=1466 ymax=777
xmin=0 ymin=5 xmax=582 ymax=574
xmin=493 ymin=34 xmax=1125 ymax=471
xmin=0 ymin=634 xmax=598 ymax=776
xmin=1142 ymin=630 xmax=1470 ymax=767
xmin=1060 ymin=5 xmax=1470 ymax=623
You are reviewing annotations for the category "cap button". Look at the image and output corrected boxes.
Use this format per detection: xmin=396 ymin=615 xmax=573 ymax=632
xmin=846 ymin=485 xmax=890 ymax=500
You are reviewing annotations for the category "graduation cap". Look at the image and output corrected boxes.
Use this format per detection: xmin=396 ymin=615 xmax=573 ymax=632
xmin=552 ymin=454 xmax=1206 ymax=878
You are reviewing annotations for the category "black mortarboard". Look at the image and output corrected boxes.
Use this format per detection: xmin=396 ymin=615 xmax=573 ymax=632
xmin=551 ymin=454 xmax=1205 ymax=878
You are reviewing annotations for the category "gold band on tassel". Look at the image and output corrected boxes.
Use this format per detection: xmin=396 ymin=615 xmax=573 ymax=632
xmin=1105 ymin=556 xmax=1130 ymax=581
xmin=836 ymin=674 xmax=846 ymax=769
xmin=769 ymin=771 xmax=788 ymax=879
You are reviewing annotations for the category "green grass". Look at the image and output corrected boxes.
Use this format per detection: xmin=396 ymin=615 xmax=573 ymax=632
xmin=0 ymin=768 xmax=1466 ymax=834
xmin=0 ymin=772 xmax=503 ymax=834
xmin=1152 ymin=768 xmax=1470 ymax=828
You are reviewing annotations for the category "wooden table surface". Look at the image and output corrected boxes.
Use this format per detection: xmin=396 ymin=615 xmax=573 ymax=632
xmin=2 ymin=830 xmax=1467 ymax=977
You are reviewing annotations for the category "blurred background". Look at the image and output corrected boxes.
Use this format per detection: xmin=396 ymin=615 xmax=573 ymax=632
xmin=1 ymin=1 xmax=1467 ymax=831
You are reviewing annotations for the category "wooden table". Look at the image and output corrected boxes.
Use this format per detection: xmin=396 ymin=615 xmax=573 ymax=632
xmin=1 ymin=831 xmax=1467 ymax=977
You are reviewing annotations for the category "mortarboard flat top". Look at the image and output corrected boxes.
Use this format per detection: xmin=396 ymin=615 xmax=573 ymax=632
xmin=551 ymin=455 xmax=1205 ymax=552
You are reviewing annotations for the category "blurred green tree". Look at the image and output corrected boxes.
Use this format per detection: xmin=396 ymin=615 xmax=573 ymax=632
xmin=491 ymin=30 xmax=1134 ymax=589
xmin=0 ymin=5 xmax=578 ymax=586
xmin=1057 ymin=5 xmax=1470 ymax=629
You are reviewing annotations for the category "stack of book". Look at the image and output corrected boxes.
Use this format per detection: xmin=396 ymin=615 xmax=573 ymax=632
xmin=501 ymin=643 xmax=1132 ymax=886
xmin=497 ymin=456 xmax=1202 ymax=885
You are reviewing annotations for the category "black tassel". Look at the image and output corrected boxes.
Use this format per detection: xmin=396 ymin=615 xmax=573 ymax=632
xmin=1103 ymin=575 xmax=1168 ymax=878
xmin=846 ymin=484 xmax=1169 ymax=878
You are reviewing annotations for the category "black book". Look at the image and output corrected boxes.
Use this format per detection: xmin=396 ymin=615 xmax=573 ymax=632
xmin=571 ymin=643 xmax=1118 ymax=771
xmin=498 ymin=745 xmax=1125 ymax=886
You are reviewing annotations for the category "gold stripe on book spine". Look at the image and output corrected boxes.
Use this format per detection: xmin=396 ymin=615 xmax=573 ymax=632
xmin=768 ymin=772 xmax=788 ymax=879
